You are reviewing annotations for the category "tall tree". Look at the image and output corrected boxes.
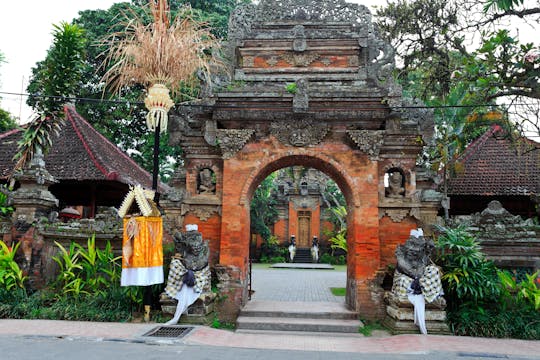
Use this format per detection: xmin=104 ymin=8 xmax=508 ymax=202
xmin=64 ymin=0 xmax=247 ymax=182
xmin=18 ymin=22 xmax=86 ymax=170
xmin=375 ymin=0 xmax=539 ymax=168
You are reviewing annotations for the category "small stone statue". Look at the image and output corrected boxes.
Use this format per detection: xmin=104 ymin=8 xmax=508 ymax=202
xmin=311 ymin=236 xmax=319 ymax=263
xmin=164 ymin=224 xmax=211 ymax=325
xmin=391 ymin=229 xmax=444 ymax=334
xmin=288 ymin=235 xmax=296 ymax=262
xmin=198 ymin=169 xmax=215 ymax=195
xmin=386 ymin=170 xmax=405 ymax=198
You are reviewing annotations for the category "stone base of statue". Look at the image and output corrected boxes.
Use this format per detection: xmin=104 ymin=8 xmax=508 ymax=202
xmin=160 ymin=291 xmax=216 ymax=325
xmin=382 ymin=292 xmax=451 ymax=335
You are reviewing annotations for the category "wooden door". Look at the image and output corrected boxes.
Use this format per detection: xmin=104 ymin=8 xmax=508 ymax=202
xmin=297 ymin=210 xmax=311 ymax=248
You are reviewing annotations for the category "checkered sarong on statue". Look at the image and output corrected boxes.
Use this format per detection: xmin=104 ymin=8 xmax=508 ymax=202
xmin=392 ymin=265 xmax=443 ymax=303
xmin=164 ymin=258 xmax=210 ymax=299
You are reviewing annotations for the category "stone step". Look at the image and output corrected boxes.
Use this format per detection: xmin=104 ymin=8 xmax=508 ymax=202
xmin=240 ymin=300 xmax=358 ymax=320
xmin=236 ymin=316 xmax=363 ymax=333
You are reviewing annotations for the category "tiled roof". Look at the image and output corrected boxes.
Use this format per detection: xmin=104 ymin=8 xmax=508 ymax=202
xmin=0 ymin=105 xmax=168 ymax=192
xmin=447 ymin=125 xmax=540 ymax=196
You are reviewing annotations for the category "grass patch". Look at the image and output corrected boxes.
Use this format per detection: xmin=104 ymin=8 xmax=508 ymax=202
xmin=358 ymin=320 xmax=386 ymax=336
xmin=330 ymin=287 xmax=346 ymax=296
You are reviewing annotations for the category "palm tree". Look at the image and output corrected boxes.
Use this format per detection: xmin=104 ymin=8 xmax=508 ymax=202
xmin=14 ymin=22 xmax=86 ymax=171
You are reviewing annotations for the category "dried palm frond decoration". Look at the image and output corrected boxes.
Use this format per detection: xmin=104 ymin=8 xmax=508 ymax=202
xmin=100 ymin=0 xmax=221 ymax=133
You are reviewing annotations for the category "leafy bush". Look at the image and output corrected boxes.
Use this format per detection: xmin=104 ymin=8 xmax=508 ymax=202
xmin=259 ymin=255 xmax=286 ymax=264
xmin=498 ymin=270 xmax=540 ymax=311
xmin=0 ymin=240 xmax=26 ymax=291
xmin=53 ymin=235 xmax=122 ymax=298
xmin=435 ymin=224 xmax=499 ymax=309
xmin=329 ymin=229 xmax=347 ymax=254
xmin=0 ymin=185 xmax=13 ymax=217
xmin=320 ymin=253 xmax=346 ymax=265
xmin=448 ymin=303 xmax=540 ymax=339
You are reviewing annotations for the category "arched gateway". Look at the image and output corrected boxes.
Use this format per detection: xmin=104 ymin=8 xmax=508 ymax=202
xmin=165 ymin=0 xmax=441 ymax=321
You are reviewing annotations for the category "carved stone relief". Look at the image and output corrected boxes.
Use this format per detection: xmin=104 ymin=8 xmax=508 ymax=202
xmin=290 ymin=196 xmax=319 ymax=211
xmin=182 ymin=205 xmax=221 ymax=222
xmin=216 ymin=129 xmax=255 ymax=159
xmin=379 ymin=208 xmax=420 ymax=223
xmin=347 ymin=130 xmax=384 ymax=160
xmin=270 ymin=119 xmax=328 ymax=147
xmin=282 ymin=53 xmax=320 ymax=67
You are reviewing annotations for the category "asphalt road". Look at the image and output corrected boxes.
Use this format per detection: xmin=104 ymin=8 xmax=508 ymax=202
xmin=1 ymin=336 xmax=536 ymax=360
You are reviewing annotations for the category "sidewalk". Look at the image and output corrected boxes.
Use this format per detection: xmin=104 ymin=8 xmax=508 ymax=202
xmin=0 ymin=319 xmax=538 ymax=358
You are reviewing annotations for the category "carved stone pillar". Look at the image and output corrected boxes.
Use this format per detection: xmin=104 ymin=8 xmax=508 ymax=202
xmin=11 ymin=150 xmax=58 ymax=224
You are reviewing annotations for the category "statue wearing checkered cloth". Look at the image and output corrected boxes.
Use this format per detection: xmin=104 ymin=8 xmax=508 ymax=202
xmin=164 ymin=226 xmax=211 ymax=325
xmin=391 ymin=229 xmax=444 ymax=334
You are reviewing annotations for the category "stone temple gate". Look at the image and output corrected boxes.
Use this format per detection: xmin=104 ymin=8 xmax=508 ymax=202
xmin=165 ymin=0 xmax=441 ymax=321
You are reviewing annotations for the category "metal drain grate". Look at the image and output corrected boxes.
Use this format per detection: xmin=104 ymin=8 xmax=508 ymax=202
xmin=142 ymin=325 xmax=194 ymax=338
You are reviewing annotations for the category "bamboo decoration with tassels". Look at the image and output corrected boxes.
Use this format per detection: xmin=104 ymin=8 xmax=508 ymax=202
xmin=100 ymin=0 xmax=222 ymax=126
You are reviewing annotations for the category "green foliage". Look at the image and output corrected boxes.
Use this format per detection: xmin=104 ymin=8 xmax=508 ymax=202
xmin=211 ymin=315 xmax=236 ymax=330
xmin=498 ymin=270 xmax=540 ymax=311
xmin=328 ymin=228 xmax=347 ymax=254
xmin=15 ymin=22 xmax=87 ymax=171
xmin=447 ymin=303 xmax=539 ymax=339
xmin=330 ymin=287 xmax=346 ymax=296
xmin=69 ymin=0 xmax=242 ymax=181
xmin=358 ymin=320 xmax=386 ymax=337
xmin=0 ymin=240 xmax=26 ymax=291
xmin=53 ymin=236 xmax=123 ymax=299
xmin=435 ymin=224 xmax=500 ymax=309
xmin=484 ymin=0 xmax=524 ymax=12
xmin=250 ymin=175 xmax=278 ymax=241
xmin=320 ymin=253 xmax=346 ymax=265
xmin=259 ymin=255 xmax=286 ymax=264
xmin=0 ymin=108 xmax=17 ymax=132
xmin=285 ymin=83 xmax=297 ymax=94
xmin=27 ymin=22 xmax=86 ymax=114
xmin=0 ymin=185 xmax=13 ymax=217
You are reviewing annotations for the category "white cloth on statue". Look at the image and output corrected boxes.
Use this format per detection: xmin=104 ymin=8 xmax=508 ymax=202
xmin=407 ymin=293 xmax=427 ymax=335
xmin=288 ymin=245 xmax=296 ymax=261
xmin=311 ymin=245 xmax=319 ymax=261
xmin=165 ymin=286 xmax=200 ymax=325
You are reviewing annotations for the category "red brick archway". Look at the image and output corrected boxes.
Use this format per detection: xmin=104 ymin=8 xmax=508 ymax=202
xmin=167 ymin=0 xmax=440 ymax=322
xmin=219 ymin=140 xmax=382 ymax=316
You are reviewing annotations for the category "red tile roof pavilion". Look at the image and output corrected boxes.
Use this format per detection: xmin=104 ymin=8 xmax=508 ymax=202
xmin=446 ymin=124 xmax=540 ymax=216
xmin=0 ymin=105 xmax=168 ymax=213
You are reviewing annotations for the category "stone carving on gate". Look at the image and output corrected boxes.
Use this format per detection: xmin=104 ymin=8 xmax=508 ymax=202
xmin=216 ymin=129 xmax=255 ymax=159
xmin=182 ymin=205 xmax=221 ymax=222
xmin=347 ymin=130 xmax=384 ymax=160
xmin=270 ymin=119 xmax=328 ymax=147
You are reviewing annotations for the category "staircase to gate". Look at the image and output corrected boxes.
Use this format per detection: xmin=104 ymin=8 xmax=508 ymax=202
xmin=293 ymin=248 xmax=313 ymax=263
xmin=237 ymin=301 xmax=362 ymax=334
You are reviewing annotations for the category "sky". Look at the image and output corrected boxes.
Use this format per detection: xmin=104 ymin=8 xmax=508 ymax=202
xmin=0 ymin=1 xmax=536 ymax=124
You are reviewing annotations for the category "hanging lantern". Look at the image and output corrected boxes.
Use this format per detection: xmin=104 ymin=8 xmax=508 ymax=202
xmin=144 ymin=83 xmax=175 ymax=133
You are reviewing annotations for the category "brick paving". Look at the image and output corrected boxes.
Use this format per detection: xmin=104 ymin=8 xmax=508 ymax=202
xmin=250 ymin=267 xmax=346 ymax=302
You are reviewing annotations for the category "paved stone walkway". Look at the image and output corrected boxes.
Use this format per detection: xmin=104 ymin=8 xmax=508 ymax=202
xmin=250 ymin=267 xmax=346 ymax=302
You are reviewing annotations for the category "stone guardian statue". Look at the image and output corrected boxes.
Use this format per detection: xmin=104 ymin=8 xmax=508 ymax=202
xmin=164 ymin=224 xmax=211 ymax=325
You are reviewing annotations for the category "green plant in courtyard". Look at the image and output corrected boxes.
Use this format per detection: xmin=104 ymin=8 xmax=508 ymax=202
xmin=329 ymin=228 xmax=347 ymax=254
xmin=53 ymin=236 xmax=123 ymax=298
xmin=498 ymin=270 xmax=540 ymax=311
xmin=0 ymin=240 xmax=27 ymax=291
xmin=0 ymin=185 xmax=13 ymax=217
xmin=434 ymin=224 xmax=500 ymax=309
